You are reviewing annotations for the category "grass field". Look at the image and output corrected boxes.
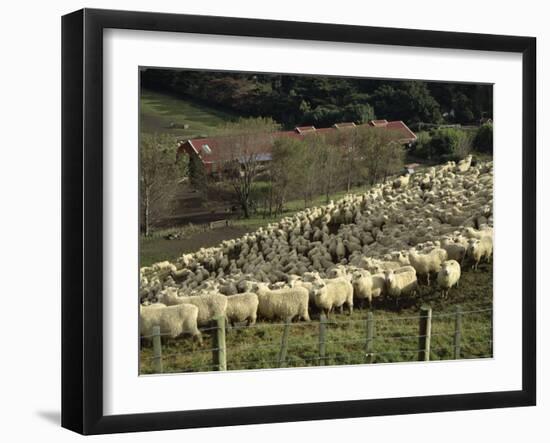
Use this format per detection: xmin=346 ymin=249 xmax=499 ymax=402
xmin=140 ymin=88 xmax=237 ymax=138
xmin=139 ymin=260 xmax=493 ymax=374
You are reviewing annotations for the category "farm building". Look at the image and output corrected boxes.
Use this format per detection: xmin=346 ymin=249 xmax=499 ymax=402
xmin=177 ymin=120 xmax=416 ymax=175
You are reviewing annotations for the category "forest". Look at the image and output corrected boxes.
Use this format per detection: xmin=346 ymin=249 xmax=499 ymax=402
xmin=141 ymin=68 xmax=493 ymax=130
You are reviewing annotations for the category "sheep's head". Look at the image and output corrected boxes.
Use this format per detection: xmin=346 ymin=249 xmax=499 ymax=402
xmin=311 ymin=282 xmax=327 ymax=302
xmin=467 ymin=239 xmax=480 ymax=255
xmin=270 ymin=281 xmax=286 ymax=290
xmin=302 ymin=272 xmax=321 ymax=283
xmin=352 ymin=270 xmax=370 ymax=283
xmin=156 ymin=288 xmax=169 ymax=304
xmin=435 ymin=248 xmax=448 ymax=261
xmin=250 ymin=282 xmax=269 ymax=293
xmin=326 ymin=267 xmax=344 ymax=279
xmin=440 ymin=261 xmax=452 ymax=277
xmin=366 ymin=263 xmax=381 ymax=274
xmin=384 ymin=270 xmax=396 ymax=286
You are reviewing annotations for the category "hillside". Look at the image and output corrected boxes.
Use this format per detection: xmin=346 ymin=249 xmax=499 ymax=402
xmin=139 ymin=158 xmax=493 ymax=373
xmin=140 ymin=88 xmax=237 ymax=139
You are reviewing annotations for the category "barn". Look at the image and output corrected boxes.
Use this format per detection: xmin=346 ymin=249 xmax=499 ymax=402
xmin=177 ymin=120 xmax=416 ymax=175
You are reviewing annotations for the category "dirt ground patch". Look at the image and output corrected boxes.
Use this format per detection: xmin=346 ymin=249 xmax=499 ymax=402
xmin=140 ymin=226 xmax=252 ymax=267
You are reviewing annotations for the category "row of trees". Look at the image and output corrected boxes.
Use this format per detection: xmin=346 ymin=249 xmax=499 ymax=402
xmin=266 ymin=125 xmax=405 ymax=216
xmin=210 ymin=119 xmax=406 ymax=219
xmin=141 ymin=69 xmax=493 ymax=128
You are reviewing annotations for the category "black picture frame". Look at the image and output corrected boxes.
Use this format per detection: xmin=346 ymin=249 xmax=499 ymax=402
xmin=61 ymin=8 xmax=537 ymax=435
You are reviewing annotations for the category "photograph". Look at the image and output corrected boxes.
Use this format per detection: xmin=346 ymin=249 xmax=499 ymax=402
xmin=138 ymin=68 xmax=494 ymax=374
xmin=0 ymin=0 xmax=543 ymax=439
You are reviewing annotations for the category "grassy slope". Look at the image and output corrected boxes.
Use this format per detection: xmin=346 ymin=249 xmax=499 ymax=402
xmin=139 ymin=89 xmax=239 ymax=266
xmin=140 ymin=165 xmax=434 ymax=267
xmin=140 ymin=225 xmax=253 ymax=267
xmin=140 ymin=261 xmax=492 ymax=374
xmin=140 ymin=88 xmax=237 ymax=138
xmin=141 ymin=164 xmax=435 ymax=266
xmin=140 ymin=184 xmax=371 ymax=267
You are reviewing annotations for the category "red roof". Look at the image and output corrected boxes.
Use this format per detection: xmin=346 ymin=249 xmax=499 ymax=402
xmin=182 ymin=136 xmax=272 ymax=165
xmin=333 ymin=122 xmax=357 ymax=129
xmin=178 ymin=120 xmax=416 ymax=171
xmin=369 ymin=119 xmax=389 ymax=127
xmin=294 ymin=126 xmax=316 ymax=134
xmin=385 ymin=120 xmax=417 ymax=141
xmin=368 ymin=119 xmax=417 ymax=142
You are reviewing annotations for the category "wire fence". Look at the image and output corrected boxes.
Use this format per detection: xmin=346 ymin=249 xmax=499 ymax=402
xmin=139 ymin=304 xmax=493 ymax=374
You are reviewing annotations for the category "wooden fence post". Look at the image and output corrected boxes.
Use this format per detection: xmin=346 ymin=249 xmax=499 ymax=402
xmin=213 ymin=315 xmax=227 ymax=371
xmin=319 ymin=313 xmax=327 ymax=366
xmin=152 ymin=325 xmax=163 ymax=373
xmin=365 ymin=311 xmax=375 ymax=363
xmin=453 ymin=305 xmax=463 ymax=360
xmin=278 ymin=317 xmax=292 ymax=368
xmin=418 ymin=306 xmax=432 ymax=362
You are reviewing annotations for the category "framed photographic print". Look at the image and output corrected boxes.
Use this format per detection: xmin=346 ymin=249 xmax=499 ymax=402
xmin=62 ymin=8 xmax=536 ymax=435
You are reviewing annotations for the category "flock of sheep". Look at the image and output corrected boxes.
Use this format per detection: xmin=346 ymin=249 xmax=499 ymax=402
xmin=140 ymin=155 xmax=493 ymax=346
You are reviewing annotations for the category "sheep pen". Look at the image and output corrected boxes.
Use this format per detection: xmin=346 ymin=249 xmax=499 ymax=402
xmin=139 ymin=158 xmax=494 ymax=373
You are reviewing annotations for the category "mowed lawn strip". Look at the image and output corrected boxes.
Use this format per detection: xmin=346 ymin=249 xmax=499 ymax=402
xmin=140 ymin=88 xmax=237 ymax=139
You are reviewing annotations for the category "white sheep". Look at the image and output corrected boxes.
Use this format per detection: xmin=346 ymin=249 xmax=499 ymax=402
xmin=139 ymin=303 xmax=202 ymax=345
xmin=158 ymin=288 xmax=228 ymax=326
xmin=463 ymin=226 xmax=493 ymax=241
xmin=350 ymin=269 xmax=373 ymax=308
xmin=312 ymin=278 xmax=354 ymax=316
xmin=437 ymin=260 xmax=461 ymax=298
xmin=151 ymin=261 xmax=177 ymax=274
xmin=392 ymin=174 xmax=410 ymax=189
xmin=252 ymin=283 xmax=311 ymax=322
xmin=408 ymin=248 xmax=448 ymax=285
xmin=456 ymin=155 xmax=473 ymax=173
xmin=466 ymin=236 xmax=493 ymax=270
xmin=391 ymin=251 xmax=410 ymax=266
xmin=289 ymin=278 xmax=318 ymax=305
xmin=350 ymin=269 xmax=385 ymax=308
xmin=367 ymin=260 xmax=402 ymax=274
xmin=326 ymin=264 xmax=352 ymax=280
xmin=384 ymin=266 xmax=418 ymax=305
xmin=140 ymin=301 xmax=166 ymax=308
xmin=225 ymin=292 xmax=259 ymax=326
xmin=440 ymin=237 xmax=467 ymax=263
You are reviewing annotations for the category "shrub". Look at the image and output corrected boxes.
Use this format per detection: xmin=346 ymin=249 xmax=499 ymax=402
xmin=412 ymin=131 xmax=432 ymax=159
xmin=451 ymin=131 xmax=473 ymax=161
xmin=428 ymin=128 xmax=471 ymax=161
xmin=430 ymin=128 xmax=460 ymax=158
xmin=473 ymin=123 xmax=493 ymax=154
xmin=413 ymin=128 xmax=472 ymax=161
